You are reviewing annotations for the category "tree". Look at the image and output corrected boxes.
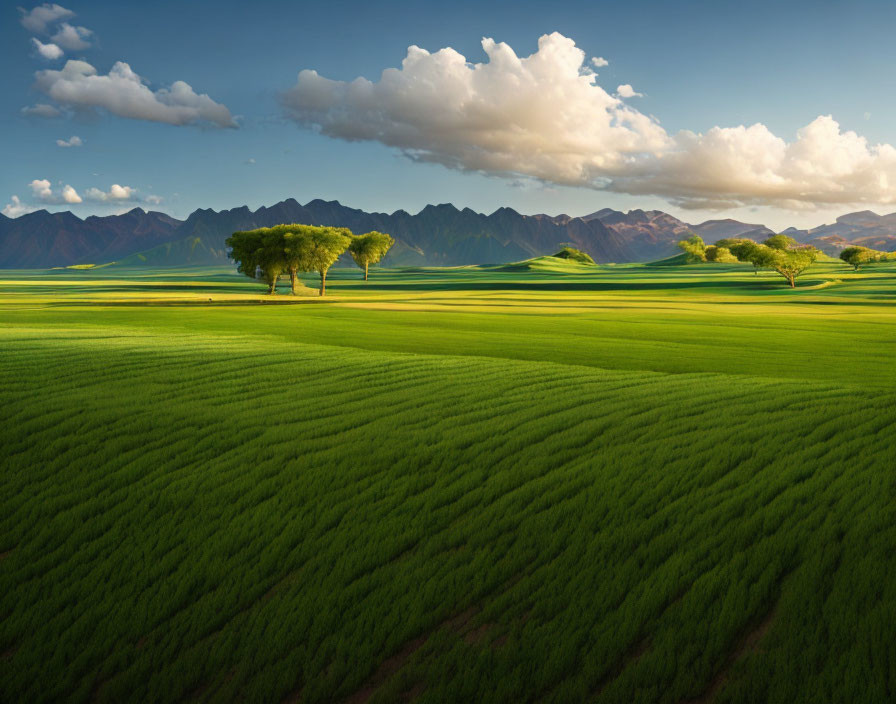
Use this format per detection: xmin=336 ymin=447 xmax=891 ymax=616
xmin=738 ymin=242 xmax=781 ymax=275
xmin=721 ymin=239 xmax=765 ymax=273
xmin=705 ymin=245 xmax=737 ymax=263
xmin=761 ymin=240 xmax=819 ymax=288
xmin=764 ymin=234 xmax=798 ymax=251
xmin=677 ymin=234 xmax=706 ymax=262
xmin=256 ymin=228 xmax=288 ymax=294
xmin=226 ymin=229 xmax=263 ymax=284
xmin=348 ymin=231 xmax=395 ymax=280
xmin=290 ymin=226 xmax=352 ymax=296
xmin=282 ymin=225 xmax=316 ymax=294
xmin=722 ymin=235 xmax=818 ymax=286
xmin=839 ymin=246 xmax=892 ymax=270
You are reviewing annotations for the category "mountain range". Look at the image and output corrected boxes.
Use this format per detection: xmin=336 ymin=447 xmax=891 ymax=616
xmin=2 ymin=199 xmax=895 ymax=269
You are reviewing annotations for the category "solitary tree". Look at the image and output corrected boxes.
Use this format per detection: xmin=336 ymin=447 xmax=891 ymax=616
xmin=838 ymin=245 xmax=893 ymax=270
xmin=768 ymin=246 xmax=818 ymax=287
xmin=348 ymin=231 xmax=395 ymax=280
xmin=677 ymin=234 xmax=706 ymax=262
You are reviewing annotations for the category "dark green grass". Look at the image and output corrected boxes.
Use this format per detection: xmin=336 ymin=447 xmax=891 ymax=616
xmin=2 ymin=263 xmax=896 ymax=703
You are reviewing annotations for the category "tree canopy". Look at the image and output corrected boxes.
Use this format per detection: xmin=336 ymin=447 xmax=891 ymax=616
xmin=839 ymin=246 xmax=895 ymax=270
xmin=764 ymin=234 xmax=798 ymax=251
xmin=225 ymin=228 xmax=287 ymax=294
xmin=227 ymin=224 xmax=353 ymax=296
xmin=677 ymin=233 xmax=820 ymax=286
xmin=297 ymin=227 xmax=353 ymax=296
xmin=704 ymin=245 xmax=737 ymax=263
xmin=677 ymin=234 xmax=706 ymax=262
xmin=348 ymin=231 xmax=395 ymax=280
xmin=717 ymin=235 xmax=819 ymax=287
xmin=766 ymin=244 xmax=818 ymax=288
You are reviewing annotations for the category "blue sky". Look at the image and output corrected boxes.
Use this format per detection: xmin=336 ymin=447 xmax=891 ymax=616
xmin=3 ymin=0 xmax=896 ymax=229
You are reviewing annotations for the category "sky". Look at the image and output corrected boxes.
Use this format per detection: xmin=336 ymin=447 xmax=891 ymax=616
xmin=3 ymin=0 xmax=896 ymax=230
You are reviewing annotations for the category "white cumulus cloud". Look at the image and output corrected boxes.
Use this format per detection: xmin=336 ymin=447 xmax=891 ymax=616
xmin=616 ymin=84 xmax=643 ymax=98
xmin=50 ymin=22 xmax=92 ymax=50
xmin=56 ymin=135 xmax=83 ymax=147
xmin=85 ymin=184 xmax=137 ymax=201
xmin=282 ymin=33 xmax=669 ymax=187
xmin=21 ymin=103 xmax=62 ymax=118
xmin=28 ymin=178 xmax=81 ymax=204
xmin=591 ymin=56 xmax=609 ymax=68
xmin=2 ymin=196 xmax=34 ymax=218
xmin=19 ymin=3 xmax=74 ymax=33
xmin=6 ymin=178 xmax=157 ymax=213
xmin=61 ymin=184 xmax=82 ymax=203
xmin=34 ymin=60 xmax=237 ymax=128
xmin=29 ymin=178 xmax=54 ymax=200
xmin=32 ymin=38 xmax=64 ymax=60
xmin=281 ymin=32 xmax=896 ymax=210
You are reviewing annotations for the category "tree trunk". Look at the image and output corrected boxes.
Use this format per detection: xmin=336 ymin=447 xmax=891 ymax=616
xmin=289 ymin=270 xmax=297 ymax=295
xmin=364 ymin=261 xmax=369 ymax=281
xmin=319 ymin=269 xmax=326 ymax=297
xmin=268 ymin=278 xmax=277 ymax=295
xmin=788 ymin=275 xmax=795 ymax=288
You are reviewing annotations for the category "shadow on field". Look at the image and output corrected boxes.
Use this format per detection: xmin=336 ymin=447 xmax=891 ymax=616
xmin=338 ymin=279 xmax=821 ymax=292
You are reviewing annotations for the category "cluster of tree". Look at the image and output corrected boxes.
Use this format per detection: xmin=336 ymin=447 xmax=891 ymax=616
xmin=553 ymin=246 xmax=596 ymax=264
xmin=839 ymin=246 xmax=896 ymax=270
xmin=226 ymin=225 xmax=394 ymax=296
xmin=677 ymin=235 xmax=738 ymax=264
xmin=678 ymin=233 xmax=820 ymax=287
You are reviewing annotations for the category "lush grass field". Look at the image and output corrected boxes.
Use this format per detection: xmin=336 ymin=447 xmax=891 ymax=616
xmin=2 ymin=260 xmax=896 ymax=703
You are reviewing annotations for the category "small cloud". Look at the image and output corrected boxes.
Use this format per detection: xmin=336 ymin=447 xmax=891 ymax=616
xmin=50 ymin=22 xmax=92 ymax=51
xmin=21 ymin=103 xmax=62 ymax=118
xmin=85 ymin=184 xmax=137 ymax=201
xmin=245 ymin=157 xmax=256 ymax=164
xmin=145 ymin=194 xmax=163 ymax=205
xmin=864 ymin=112 xmax=871 ymax=121
xmin=591 ymin=56 xmax=609 ymax=68
xmin=19 ymin=3 xmax=74 ymax=34
xmin=35 ymin=60 xmax=237 ymax=128
xmin=28 ymin=178 xmax=81 ymax=204
xmin=30 ymin=178 xmax=54 ymax=200
xmin=31 ymin=38 xmax=64 ymax=60
xmin=616 ymin=84 xmax=643 ymax=98
xmin=2 ymin=195 xmax=34 ymax=218
xmin=56 ymin=135 xmax=83 ymax=147
xmin=61 ymin=184 xmax=82 ymax=203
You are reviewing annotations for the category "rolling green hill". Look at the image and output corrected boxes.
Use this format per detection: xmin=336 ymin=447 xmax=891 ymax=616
xmin=491 ymin=255 xmax=600 ymax=274
xmin=2 ymin=259 xmax=895 ymax=703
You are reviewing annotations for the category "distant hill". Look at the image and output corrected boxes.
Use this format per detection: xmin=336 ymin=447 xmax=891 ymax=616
xmin=582 ymin=208 xmax=693 ymax=257
xmin=5 ymin=199 xmax=896 ymax=268
xmin=113 ymin=199 xmax=651 ymax=268
xmin=689 ymin=219 xmax=775 ymax=242
xmin=0 ymin=208 xmax=180 ymax=268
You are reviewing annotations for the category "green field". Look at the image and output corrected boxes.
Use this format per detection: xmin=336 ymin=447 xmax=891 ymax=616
xmin=2 ymin=259 xmax=896 ymax=703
